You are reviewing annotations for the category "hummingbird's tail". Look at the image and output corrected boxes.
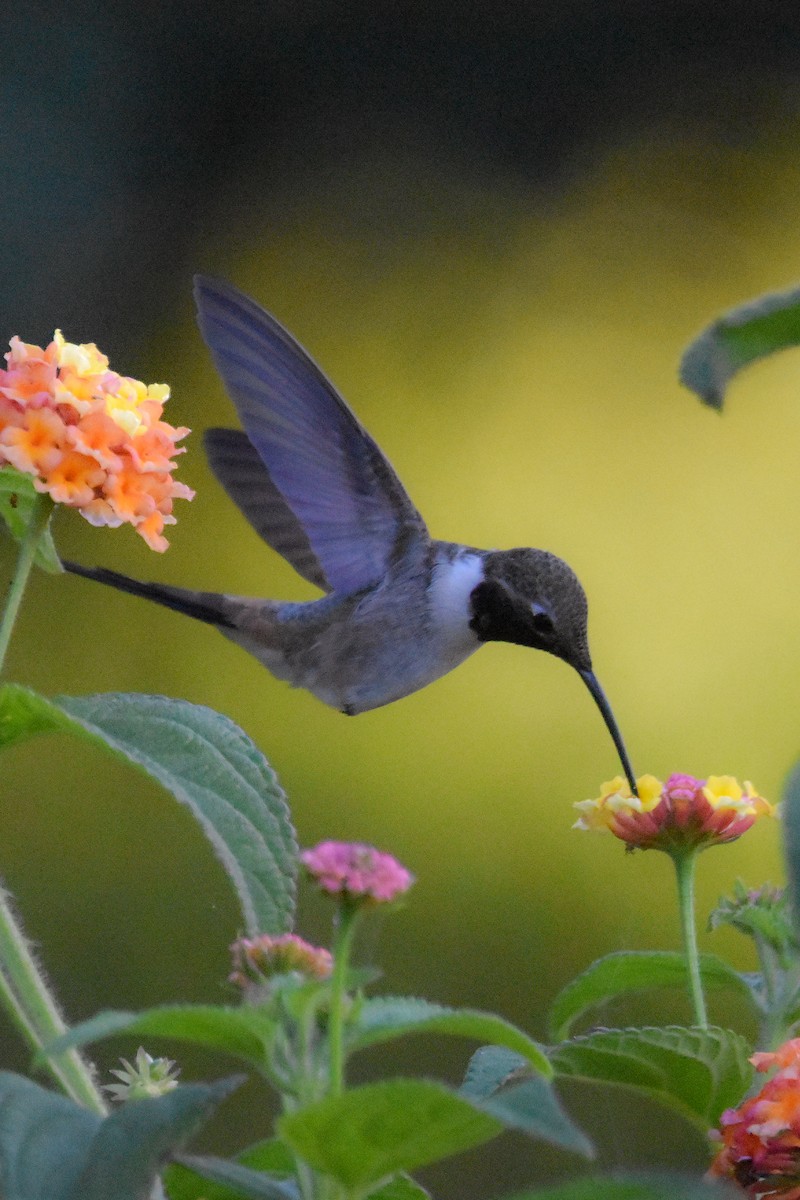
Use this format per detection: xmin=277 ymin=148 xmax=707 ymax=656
xmin=63 ymin=561 xmax=237 ymax=630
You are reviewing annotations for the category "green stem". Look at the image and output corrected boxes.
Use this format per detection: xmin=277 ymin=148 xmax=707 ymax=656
xmin=328 ymin=905 xmax=360 ymax=1099
xmin=0 ymin=493 xmax=53 ymax=677
xmin=672 ymin=850 xmax=708 ymax=1029
xmin=0 ymin=887 xmax=106 ymax=1113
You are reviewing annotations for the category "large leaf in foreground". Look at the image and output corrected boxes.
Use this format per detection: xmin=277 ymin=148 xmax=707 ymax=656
xmin=680 ymin=283 xmax=800 ymax=408
xmin=279 ymin=1079 xmax=501 ymax=1190
xmin=0 ymin=1070 xmax=240 ymax=1200
xmin=167 ymin=1138 xmax=297 ymax=1200
xmin=550 ymin=1026 xmax=752 ymax=1130
xmin=548 ymin=951 xmax=755 ymax=1041
xmin=0 ymin=685 xmax=297 ymax=935
xmin=0 ymin=467 xmax=61 ymax=573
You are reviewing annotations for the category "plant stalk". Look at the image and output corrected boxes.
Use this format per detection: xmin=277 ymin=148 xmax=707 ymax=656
xmin=672 ymin=849 xmax=708 ymax=1029
xmin=0 ymin=494 xmax=53 ymax=677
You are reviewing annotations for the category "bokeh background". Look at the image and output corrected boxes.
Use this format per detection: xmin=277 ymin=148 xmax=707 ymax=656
xmin=3 ymin=0 xmax=800 ymax=1192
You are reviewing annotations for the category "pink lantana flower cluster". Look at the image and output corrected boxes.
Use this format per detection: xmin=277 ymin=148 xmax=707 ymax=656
xmin=0 ymin=331 xmax=193 ymax=550
xmin=229 ymin=933 xmax=333 ymax=990
xmin=301 ymin=841 xmax=414 ymax=905
xmin=574 ymin=773 xmax=774 ymax=853
xmin=710 ymin=1039 xmax=800 ymax=1198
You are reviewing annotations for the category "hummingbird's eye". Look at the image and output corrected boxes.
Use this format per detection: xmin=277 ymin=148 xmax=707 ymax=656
xmin=531 ymin=606 xmax=555 ymax=636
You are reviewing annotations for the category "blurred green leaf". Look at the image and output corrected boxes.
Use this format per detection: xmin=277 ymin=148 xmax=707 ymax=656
xmin=365 ymin=1177 xmax=432 ymax=1199
xmin=550 ymin=1026 xmax=752 ymax=1130
xmin=349 ymin=997 xmax=551 ymax=1077
xmin=279 ymin=1079 xmax=501 ymax=1189
xmin=0 ymin=467 xmax=61 ymax=573
xmin=782 ymin=763 xmax=800 ymax=946
xmin=504 ymin=1171 xmax=739 ymax=1198
xmin=680 ymin=283 xmax=800 ymax=408
xmin=462 ymin=1046 xmax=593 ymax=1157
xmin=166 ymin=1138 xmax=296 ymax=1200
xmin=0 ymin=1070 xmax=241 ymax=1200
xmin=44 ymin=1005 xmax=278 ymax=1074
xmin=548 ymin=951 xmax=755 ymax=1041
xmin=73 ymin=1077 xmax=243 ymax=1200
xmin=166 ymin=1155 xmax=298 ymax=1199
xmin=0 ymin=685 xmax=297 ymax=935
xmin=0 ymin=1070 xmax=99 ymax=1200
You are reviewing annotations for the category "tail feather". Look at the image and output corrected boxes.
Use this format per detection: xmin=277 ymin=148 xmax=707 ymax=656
xmin=63 ymin=561 xmax=236 ymax=630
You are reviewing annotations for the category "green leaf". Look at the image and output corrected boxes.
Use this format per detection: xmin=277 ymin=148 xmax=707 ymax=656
xmin=0 ymin=1070 xmax=100 ymax=1200
xmin=349 ymin=997 xmax=551 ymax=1077
xmin=0 ymin=467 xmax=61 ymax=573
xmin=168 ymin=1155 xmax=298 ymax=1199
xmin=44 ymin=1005 xmax=278 ymax=1075
xmin=0 ymin=1069 xmax=241 ymax=1200
xmin=279 ymin=1079 xmax=502 ymax=1190
xmin=366 ymin=1177 xmax=432 ymax=1199
xmin=550 ymin=1025 xmax=752 ymax=1131
xmin=166 ymin=1138 xmax=296 ymax=1200
xmin=504 ymin=1170 xmax=740 ymax=1199
xmin=680 ymin=283 xmax=800 ymax=408
xmin=71 ymin=1076 xmax=244 ymax=1200
xmin=0 ymin=685 xmax=297 ymax=935
xmin=548 ymin=952 xmax=756 ymax=1041
xmin=462 ymin=1046 xmax=593 ymax=1157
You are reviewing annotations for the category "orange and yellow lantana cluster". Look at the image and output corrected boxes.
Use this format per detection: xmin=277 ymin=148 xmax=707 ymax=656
xmin=0 ymin=331 xmax=193 ymax=550
xmin=710 ymin=1039 xmax=800 ymax=1198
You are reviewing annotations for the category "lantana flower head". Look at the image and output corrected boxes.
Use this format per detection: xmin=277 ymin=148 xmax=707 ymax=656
xmin=574 ymin=773 xmax=774 ymax=853
xmin=229 ymin=932 xmax=333 ymax=992
xmin=710 ymin=1039 xmax=800 ymax=1197
xmin=301 ymin=841 xmax=414 ymax=905
xmin=0 ymin=330 xmax=193 ymax=550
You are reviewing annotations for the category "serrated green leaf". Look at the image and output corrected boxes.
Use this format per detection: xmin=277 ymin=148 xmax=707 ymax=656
xmin=0 ymin=467 xmax=61 ymax=573
xmin=349 ymin=997 xmax=551 ymax=1077
xmin=70 ymin=1076 xmax=243 ymax=1200
xmin=166 ymin=1138 xmax=296 ymax=1200
xmin=550 ymin=1026 xmax=752 ymax=1131
xmin=0 ymin=1070 xmax=101 ymax=1200
xmin=44 ymin=1006 xmax=278 ymax=1075
xmin=548 ymin=952 xmax=756 ymax=1041
xmin=168 ymin=1155 xmax=298 ymax=1199
xmin=680 ymin=283 xmax=800 ymax=408
xmin=0 ymin=685 xmax=297 ymax=935
xmin=505 ymin=1170 xmax=739 ymax=1199
xmin=461 ymin=1046 xmax=592 ymax=1157
xmin=279 ymin=1079 xmax=501 ymax=1190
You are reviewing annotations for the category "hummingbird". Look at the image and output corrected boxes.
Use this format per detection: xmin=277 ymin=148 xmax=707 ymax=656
xmin=66 ymin=277 xmax=637 ymax=793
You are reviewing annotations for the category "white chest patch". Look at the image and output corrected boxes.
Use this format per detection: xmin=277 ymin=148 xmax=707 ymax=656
xmin=428 ymin=552 xmax=484 ymax=670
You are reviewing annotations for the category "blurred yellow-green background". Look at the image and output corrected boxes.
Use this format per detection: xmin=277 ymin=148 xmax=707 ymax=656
xmin=3 ymin=1 xmax=800 ymax=1193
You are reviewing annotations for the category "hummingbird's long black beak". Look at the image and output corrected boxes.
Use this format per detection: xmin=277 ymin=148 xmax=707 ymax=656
xmin=579 ymin=670 xmax=638 ymax=797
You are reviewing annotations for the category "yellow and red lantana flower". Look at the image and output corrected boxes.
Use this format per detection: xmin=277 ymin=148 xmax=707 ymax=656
xmin=0 ymin=331 xmax=193 ymax=550
xmin=709 ymin=1039 xmax=800 ymax=1198
xmin=573 ymin=773 xmax=775 ymax=852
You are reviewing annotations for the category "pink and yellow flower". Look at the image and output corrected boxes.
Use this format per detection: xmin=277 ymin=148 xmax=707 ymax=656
xmin=710 ymin=1039 xmax=800 ymax=1197
xmin=229 ymin=933 xmax=333 ymax=991
xmin=0 ymin=330 xmax=192 ymax=550
xmin=301 ymin=841 xmax=414 ymax=905
xmin=574 ymin=773 xmax=774 ymax=853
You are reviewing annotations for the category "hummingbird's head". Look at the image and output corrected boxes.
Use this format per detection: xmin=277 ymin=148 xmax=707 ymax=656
xmin=469 ymin=548 xmax=591 ymax=672
xmin=469 ymin=548 xmax=638 ymax=795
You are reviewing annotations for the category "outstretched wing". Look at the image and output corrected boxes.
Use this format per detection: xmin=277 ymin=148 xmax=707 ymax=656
xmin=194 ymin=276 xmax=429 ymax=595
xmin=205 ymin=427 xmax=330 ymax=592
